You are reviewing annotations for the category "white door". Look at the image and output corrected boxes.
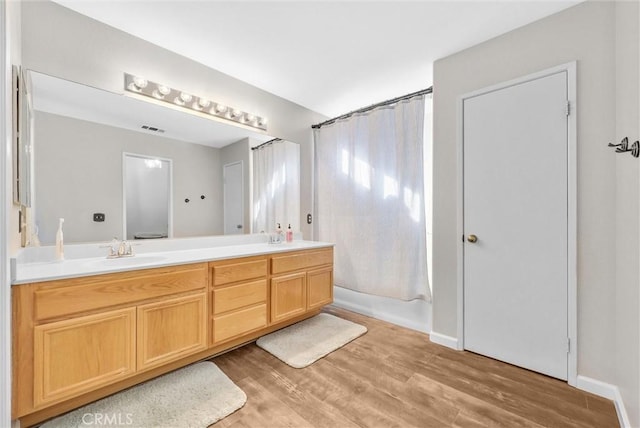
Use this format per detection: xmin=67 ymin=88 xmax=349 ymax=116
xmin=223 ymin=161 xmax=244 ymax=235
xmin=463 ymin=71 xmax=568 ymax=380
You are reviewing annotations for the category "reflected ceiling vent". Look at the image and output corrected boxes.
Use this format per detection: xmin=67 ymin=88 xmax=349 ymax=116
xmin=141 ymin=125 xmax=165 ymax=133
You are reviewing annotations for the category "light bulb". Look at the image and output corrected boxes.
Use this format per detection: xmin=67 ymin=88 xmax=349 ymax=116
xmin=258 ymin=117 xmax=268 ymax=126
xmin=198 ymin=98 xmax=210 ymax=109
xmin=231 ymin=109 xmax=243 ymax=119
xmin=152 ymin=85 xmax=171 ymax=99
xmin=179 ymin=92 xmax=192 ymax=103
xmin=214 ymin=104 xmax=228 ymax=114
xmin=244 ymin=113 xmax=255 ymax=123
xmin=133 ymin=76 xmax=148 ymax=89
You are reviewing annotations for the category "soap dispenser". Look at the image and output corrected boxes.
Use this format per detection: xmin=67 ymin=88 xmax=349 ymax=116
xmin=276 ymin=223 xmax=284 ymax=243
xmin=55 ymin=218 xmax=64 ymax=261
xmin=286 ymin=224 xmax=293 ymax=243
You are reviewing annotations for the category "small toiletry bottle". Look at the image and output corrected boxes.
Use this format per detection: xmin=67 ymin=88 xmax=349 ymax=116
xmin=55 ymin=218 xmax=64 ymax=261
xmin=286 ymin=224 xmax=293 ymax=243
xmin=276 ymin=223 xmax=283 ymax=243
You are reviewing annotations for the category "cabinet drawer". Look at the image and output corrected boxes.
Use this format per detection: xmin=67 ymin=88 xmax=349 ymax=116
xmin=271 ymin=248 xmax=333 ymax=275
xmin=212 ymin=258 xmax=267 ymax=286
xmin=212 ymin=304 xmax=267 ymax=343
xmin=33 ymin=308 xmax=136 ymax=407
xmin=34 ymin=263 xmax=208 ymax=321
xmin=213 ymin=280 xmax=266 ymax=315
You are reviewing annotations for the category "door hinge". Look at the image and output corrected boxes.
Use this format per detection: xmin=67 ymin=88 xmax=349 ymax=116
xmin=566 ymin=337 xmax=571 ymax=353
xmin=566 ymin=101 xmax=571 ymax=117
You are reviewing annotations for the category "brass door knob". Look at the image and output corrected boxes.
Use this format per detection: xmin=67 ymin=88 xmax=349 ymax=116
xmin=467 ymin=234 xmax=478 ymax=243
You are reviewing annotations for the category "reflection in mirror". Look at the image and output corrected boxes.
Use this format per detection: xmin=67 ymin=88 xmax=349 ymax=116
xmin=252 ymin=139 xmax=300 ymax=234
xmin=223 ymin=161 xmax=244 ymax=235
xmin=13 ymin=66 xmax=33 ymax=207
xmin=124 ymin=153 xmax=172 ymax=240
xmin=26 ymin=70 xmax=304 ymax=245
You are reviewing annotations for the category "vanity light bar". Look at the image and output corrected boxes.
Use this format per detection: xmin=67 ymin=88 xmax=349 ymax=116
xmin=124 ymin=73 xmax=268 ymax=131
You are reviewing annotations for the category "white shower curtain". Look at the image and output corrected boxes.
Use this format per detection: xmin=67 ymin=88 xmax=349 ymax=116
xmin=252 ymin=140 xmax=300 ymax=234
xmin=314 ymin=95 xmax=431 ymax=301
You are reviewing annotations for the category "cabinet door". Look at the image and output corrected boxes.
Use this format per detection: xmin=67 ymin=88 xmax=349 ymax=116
xmin=137 ymin=293 xmax=207 ymax=371
xmin=307 ymin=266 xmax=334 ymax=310
xmin=33 ymin=308 xmax=136 ymax=407
xmin=271 ymin=272 xmax=307 ymax=323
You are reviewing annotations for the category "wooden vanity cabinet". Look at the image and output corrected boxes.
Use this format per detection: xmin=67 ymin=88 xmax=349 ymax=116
xmin=13 ymin=246 xmax=333 ymax=426
xmin=13 ymin=263 xmax=209 ymax=417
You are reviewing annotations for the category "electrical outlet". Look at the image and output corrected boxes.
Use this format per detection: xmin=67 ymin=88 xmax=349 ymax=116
xmin=307 ymin=213 xmax=312 ymax=224
xmin=93 ymin=213 xmax=105 ymax=222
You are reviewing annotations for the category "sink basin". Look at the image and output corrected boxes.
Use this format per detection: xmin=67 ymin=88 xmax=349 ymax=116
xmin=91 ymin=255 xmax=167 ymax=268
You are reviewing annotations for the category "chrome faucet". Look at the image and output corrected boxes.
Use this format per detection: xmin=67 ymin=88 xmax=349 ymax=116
xmin=101 ymin=238 xmax=135 ymax=258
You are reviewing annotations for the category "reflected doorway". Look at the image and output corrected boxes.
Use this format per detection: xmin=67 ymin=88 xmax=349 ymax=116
xmin=223 ymin=161 xmax=244 ymax=235
xmin=123 ymin=153 xmax=172 ymax=240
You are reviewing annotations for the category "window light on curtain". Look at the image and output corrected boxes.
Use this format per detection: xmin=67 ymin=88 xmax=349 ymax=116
xmin=252 ymin=140 xmax=300 ymax=234
xmin=313 ymin=95 xmax=430 ymax=301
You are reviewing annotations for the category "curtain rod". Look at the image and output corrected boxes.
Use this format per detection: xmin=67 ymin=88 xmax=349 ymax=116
xmin=251 ymin=137 xmax=282 ymax=151
xmin=311 ymin=86 xmax=433 ymax=129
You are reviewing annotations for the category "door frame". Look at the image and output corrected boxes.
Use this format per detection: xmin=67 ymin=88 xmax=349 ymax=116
xmin=223 ymin=160 xmax=244 ymax=235
xmin=122 ymin=152 xmax=174 ymax=240
xmin=456 ymin=62 xmax=577 ymax=386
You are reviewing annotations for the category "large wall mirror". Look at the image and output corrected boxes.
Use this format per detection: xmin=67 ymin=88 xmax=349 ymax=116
xmin=26 ymin=70 xmax=300 ymax=245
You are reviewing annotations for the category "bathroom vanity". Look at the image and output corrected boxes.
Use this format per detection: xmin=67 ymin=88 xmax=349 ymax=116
xmin=11 ymin=240 xmax=333 ymax=426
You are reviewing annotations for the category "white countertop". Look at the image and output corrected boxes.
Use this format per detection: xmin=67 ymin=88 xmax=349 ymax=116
xmin=12 ymin=240 xmax=333 ymax=285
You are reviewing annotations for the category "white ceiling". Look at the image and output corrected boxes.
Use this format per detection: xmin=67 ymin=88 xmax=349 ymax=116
xmin=53 ymin=0 xmax=583 ymax=118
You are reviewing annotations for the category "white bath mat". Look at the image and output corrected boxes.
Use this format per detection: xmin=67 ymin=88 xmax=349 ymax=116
xmin=256 ymin=313 xmax=367 ymax=368
xmin=41 ymin=361 xmax=246 ymax=428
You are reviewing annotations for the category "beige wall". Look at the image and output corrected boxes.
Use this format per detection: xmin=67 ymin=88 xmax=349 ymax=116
xmin=433 ymin=1 xmax=638 ymax=423
xmin=35 ymin=111 xmax=223 ymax=244
xmin=19 ymin=0 xmax=327 ymax=244
xmin=614 ymin=0 xmax=639 ymax=423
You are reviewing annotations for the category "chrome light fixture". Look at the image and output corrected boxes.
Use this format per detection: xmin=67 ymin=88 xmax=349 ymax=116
xmin=124 ymin=73 xmax=268 ymax=131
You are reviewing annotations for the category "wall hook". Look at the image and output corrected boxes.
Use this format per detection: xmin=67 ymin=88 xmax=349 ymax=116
xmin=608 ymin=137 xmax=639 ymax=158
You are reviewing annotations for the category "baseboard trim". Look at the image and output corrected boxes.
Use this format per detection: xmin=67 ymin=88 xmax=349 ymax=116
xmin=576 ymin=375 xmax=630 ymax=427
xmin=331 ymin=300 xmax=429 ymax=333
xmin=429 ymin=331 xmax=459 ymax=350
xmin=331 ymin=290 xmax=431 ymax=334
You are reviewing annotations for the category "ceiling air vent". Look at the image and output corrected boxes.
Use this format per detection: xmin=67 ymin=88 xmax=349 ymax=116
xmin=141 ymin=125 xmax=165 ymax=133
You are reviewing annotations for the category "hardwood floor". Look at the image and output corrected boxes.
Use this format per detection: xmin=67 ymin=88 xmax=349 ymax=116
xmin=211 ymin=306 xmax=619 ymax=428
